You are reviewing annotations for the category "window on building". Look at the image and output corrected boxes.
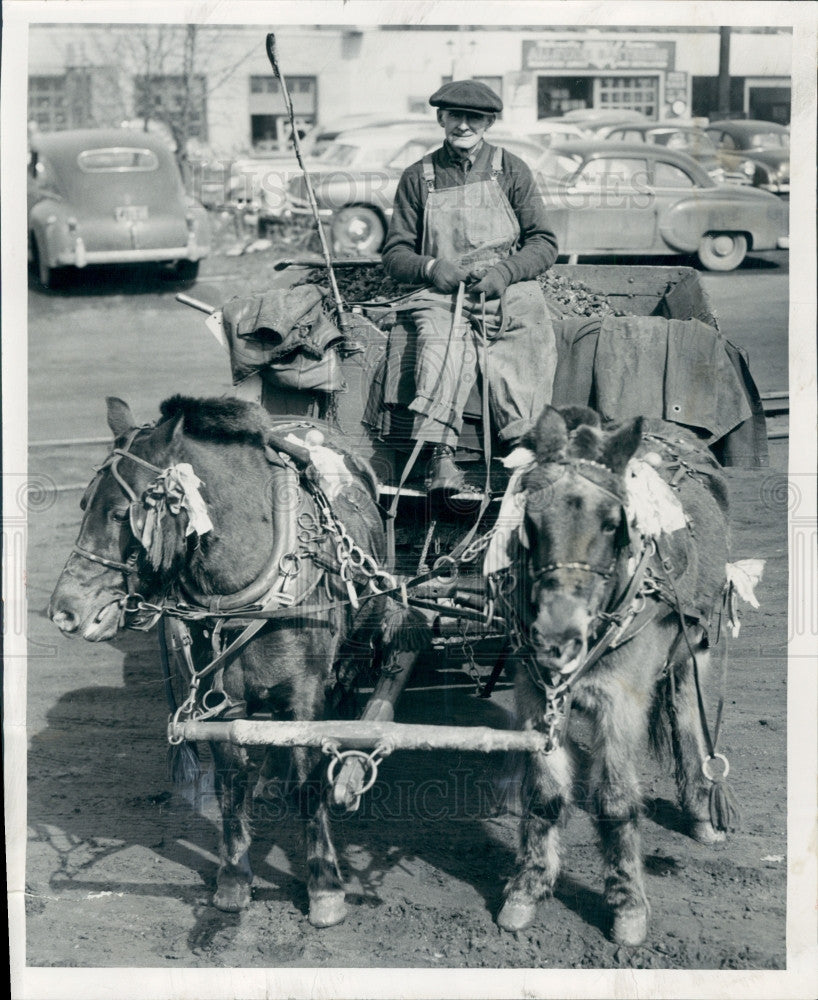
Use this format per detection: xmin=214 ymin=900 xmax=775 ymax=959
xmin=29 ymin=75 xmax=68 ymax=132
xmin=249 ymin=75 xmax=316 ymax=150
xmin=134 ymin=74 xmax=208 ymax=141
xmin=596 ymin=77 xmax=658 ymax=118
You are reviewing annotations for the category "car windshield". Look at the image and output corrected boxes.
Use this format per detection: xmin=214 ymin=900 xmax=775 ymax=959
xmin=77 ymin=147 xmax=159 ymax=172
xmin=649 ymin=130 xmax=718 ymax=155
xmin=318 ymin=140 xmax=400 ymax=166
xmin=749 ymin=131 xmax=789 ymax=149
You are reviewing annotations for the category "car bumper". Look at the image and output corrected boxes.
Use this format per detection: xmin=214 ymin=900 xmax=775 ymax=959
xmin=762 ymin=183 xmax=789 ymax=195
xmin=56 ymin=240 xmax=208 ymax=267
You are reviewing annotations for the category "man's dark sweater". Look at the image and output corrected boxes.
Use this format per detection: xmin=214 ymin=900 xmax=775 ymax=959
xmin=381 ymin=139 xmax=559 ymax=287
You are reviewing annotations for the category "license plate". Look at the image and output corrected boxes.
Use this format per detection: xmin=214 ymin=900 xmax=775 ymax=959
xmin=115 ymin=205 xmax=148 ymax=222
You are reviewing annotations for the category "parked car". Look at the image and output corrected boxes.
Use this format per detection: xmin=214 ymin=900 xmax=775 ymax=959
xmin=556 ymin=109 xmax=649 ymax=134
xmin=705 ymin=120 xmax=790 ymax=194
xmin=28 ymin=128 xmax=210 ymax=287
xmin=535 ymin=141 xmax=789 ymax=270
xmin=226 ymin=116 xmax=435 ymax=208
xmin=597 ymin=122 xmax=727 ymax=183
xmin=266 ymin=124 xmax=547 ymax=255
xmin=524 ymin=120 xmax=590 ymax=147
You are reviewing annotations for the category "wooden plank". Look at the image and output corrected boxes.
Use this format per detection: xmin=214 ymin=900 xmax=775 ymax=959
xmin=173 ymin=718 xmax=552 ymax=753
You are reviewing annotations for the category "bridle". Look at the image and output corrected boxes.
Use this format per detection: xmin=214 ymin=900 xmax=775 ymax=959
xmin=72 ymin=425 xmax=162 ymax=578
xmin=524 ymin=458 xmax=628 ymax=584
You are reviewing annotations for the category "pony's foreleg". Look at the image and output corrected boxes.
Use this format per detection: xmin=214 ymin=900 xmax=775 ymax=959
xmin=497 ymin=743 xmax=573 ymax=932
xmin=589 ymin=689 xmax=650 ymax=947
xmin=666 ymin=643 xmax=726 ymax=844
xmin=211 ymin=741 xmax=254 ymax=912
xmin=292 ymin=745 xmax=347 ymax=928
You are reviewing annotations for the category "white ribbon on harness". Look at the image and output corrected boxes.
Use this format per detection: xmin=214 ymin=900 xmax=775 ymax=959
xmin=624 ymin=457 xmax=688 ymax=539
xmin=724 ymin=558 xmax=765 ymax=636
xmin=284 ymin=430 xmax=353 ymax=501
xmin=168 ymin=463 xmax=214 ymax=537
xmin=483 ymin=446 xmax=535 ymax=577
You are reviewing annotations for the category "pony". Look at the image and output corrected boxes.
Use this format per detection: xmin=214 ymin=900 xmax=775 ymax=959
xmin=49 ymin=394 xmax=425 ymax=928
xmin=486 ymin=404 xmax=748 ymax=946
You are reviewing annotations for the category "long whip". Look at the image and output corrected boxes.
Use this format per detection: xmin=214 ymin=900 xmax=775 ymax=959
xmin=265 ymin=32 xmax=350 ymax=335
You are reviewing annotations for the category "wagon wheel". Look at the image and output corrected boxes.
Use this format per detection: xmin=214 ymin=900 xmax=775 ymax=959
xmin=697 ymin=232 xmax=748 ymax=271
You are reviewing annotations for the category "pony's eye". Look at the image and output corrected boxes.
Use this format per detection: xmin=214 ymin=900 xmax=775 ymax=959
xmin=601 ymin=520 xmax=618 ymax=534
xmin=110 ymin=510 xmax=129 ymax=524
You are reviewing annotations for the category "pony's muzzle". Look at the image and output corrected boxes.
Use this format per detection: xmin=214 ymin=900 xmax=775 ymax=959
xmin=530 ymin=622 xmax=586 ymax=673
xmin=49 ymin=604 xmax=79 ymax=635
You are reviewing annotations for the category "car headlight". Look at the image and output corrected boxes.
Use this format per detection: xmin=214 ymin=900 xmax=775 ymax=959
xmin=740 ymin=160 xmax=756 ymax=177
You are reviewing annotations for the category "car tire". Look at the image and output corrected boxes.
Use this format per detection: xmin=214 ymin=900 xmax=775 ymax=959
xmin=31 ymin=235 xmax=55 ymax=289
xmin=697 ymin=232 xmax=748 ymax=271
xmin=331 ymin=206 xmax=385 ymax=255
xmin=170 ymin=259 xmax=200 ymax=282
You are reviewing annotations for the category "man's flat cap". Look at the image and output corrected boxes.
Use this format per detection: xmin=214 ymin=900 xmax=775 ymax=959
xmin=429 ymin=80 xmax=503 ymax=114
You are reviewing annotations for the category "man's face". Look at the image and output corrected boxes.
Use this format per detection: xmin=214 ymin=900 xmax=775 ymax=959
xmin=438 ymin=108 xmax=495 ymax=153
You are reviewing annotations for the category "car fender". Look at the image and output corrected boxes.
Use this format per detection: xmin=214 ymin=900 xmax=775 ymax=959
xmin=658 ymin=192 xmax=778 ymax=253
xmin=29 ymin=199 xmax=68 ymax=268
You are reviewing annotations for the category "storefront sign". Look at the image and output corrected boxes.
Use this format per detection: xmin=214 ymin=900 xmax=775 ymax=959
xmin=522 ymin=39 xmax=675 ymax=72
xmin=664 ymin=70 xmax=689 ymax=114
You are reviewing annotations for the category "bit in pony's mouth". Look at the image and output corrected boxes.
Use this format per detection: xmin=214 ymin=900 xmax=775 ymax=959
xmin=533 ymin=642 xmax=588 ymax=679
xmin=81 ymin=600 xmax=123 ymax=641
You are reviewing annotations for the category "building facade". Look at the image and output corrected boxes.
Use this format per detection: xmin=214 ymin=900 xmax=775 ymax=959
xmin=28 ymin=24 xmax=792 ymax=155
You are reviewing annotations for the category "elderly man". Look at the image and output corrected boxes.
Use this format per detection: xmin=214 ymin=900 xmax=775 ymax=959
xmin=381 ymin=79 xmax=559 ymax=492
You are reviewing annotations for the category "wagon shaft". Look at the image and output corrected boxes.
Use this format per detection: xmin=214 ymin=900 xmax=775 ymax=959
xmin=172 ymin=718 xmax=552 ymax=753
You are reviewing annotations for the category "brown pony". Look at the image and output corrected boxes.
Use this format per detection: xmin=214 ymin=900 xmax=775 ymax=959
xmin=492 ymin=405 xmax=734 ymax=946
xmin=49 ymin=395 xmax=423 ymax=928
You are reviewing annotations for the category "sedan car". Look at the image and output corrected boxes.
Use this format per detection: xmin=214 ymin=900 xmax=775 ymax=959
xmin=598 ymin=122 xmax=727 ymax=182
xmin=535 ymin=141 xmax=788 ymax=270
xmin=705 ymin=120 xmax=789 ymax=194
xmin=28 ymin=129 xmax=210 ymax=287
xmin=268 ymin=124 xmax=547 ymax=254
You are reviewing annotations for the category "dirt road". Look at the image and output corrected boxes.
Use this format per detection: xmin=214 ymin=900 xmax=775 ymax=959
xmin=22 ymin=247 xmax=789 ymax=972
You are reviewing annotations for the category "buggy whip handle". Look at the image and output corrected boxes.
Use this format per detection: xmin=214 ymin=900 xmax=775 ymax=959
xmin=265 ymin=32 xmax=350 ymax=331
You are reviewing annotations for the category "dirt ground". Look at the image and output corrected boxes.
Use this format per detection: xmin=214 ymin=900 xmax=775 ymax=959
xmin=21 ymin=240 xmax=789 ymax=973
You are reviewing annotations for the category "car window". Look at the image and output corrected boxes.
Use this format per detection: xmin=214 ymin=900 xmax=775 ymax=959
xmin=316 ymin=142 xmax=359 ymax=166
xmin=389 ymin=140 xmax=436 ymax=170
xmin=532 ymin=152 xmax=583 ymax=183
xmin=653 ymin=161 xmax=696 ymax=188
xmin=710 ymin=131 xmax=735 ymax=150
xmin=573 ymin=157 xmax=648 ymax=188
xmin=749 ymin=132 xmax=788 ymax=149
xmin=77 ymin=147 xmax=159 ymax=172
xmin=609 ymin=129 xmax=643 ymax=142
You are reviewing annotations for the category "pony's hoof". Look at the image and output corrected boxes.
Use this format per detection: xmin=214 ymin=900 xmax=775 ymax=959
xmin=497 ymin=895 xmax=537 ymax=932
xmin=690 ymin=820 xmax=726 ymax=844
xmin=213 ymin=878 xmax=251 ymax=912
xmin=309 ymin=891 xmax=347 ymax=928
xmin=610 ymin=905 xmax=648 ymax=947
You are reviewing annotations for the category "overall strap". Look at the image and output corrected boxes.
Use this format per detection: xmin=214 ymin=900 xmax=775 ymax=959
xmin=421 ymin=155 xmax=436 ymax=192
xmin=490 ymin=145 xmax=504 ymax=177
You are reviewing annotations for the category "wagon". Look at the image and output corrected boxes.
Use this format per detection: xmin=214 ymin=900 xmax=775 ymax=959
xmin=170 ymin=259 xmax=767 ymax=805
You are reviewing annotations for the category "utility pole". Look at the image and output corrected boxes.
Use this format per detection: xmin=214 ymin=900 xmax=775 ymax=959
xmin=717 ymin=26 xmax=731 ymax=116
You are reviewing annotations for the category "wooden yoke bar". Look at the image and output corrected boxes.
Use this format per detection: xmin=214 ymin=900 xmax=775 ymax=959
xmin=173 ymin=719 xmax=550 ymax=753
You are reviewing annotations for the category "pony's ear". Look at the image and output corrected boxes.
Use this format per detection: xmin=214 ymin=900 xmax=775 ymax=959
xmin=559 ymin=405 xmax=601 ymax=431
xmin=106 ymin=397 xmax=136 ymax=439
xmin=525 ymin=405 xmax=568 ymax=463
xmin=600 ymin=417 xmax=644 ymax=474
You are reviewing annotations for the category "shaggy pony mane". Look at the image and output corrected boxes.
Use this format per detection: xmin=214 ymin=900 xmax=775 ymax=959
xmin=159 ymin=395 xmax=269 ymax=447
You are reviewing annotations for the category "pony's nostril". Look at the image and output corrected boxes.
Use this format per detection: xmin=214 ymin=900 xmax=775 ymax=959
xmin=51 ymin=609 xmax=78 ymax=634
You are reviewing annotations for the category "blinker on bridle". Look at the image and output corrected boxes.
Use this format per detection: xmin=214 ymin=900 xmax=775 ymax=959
xmin=72 ymin=425 xmax=162 ymax=576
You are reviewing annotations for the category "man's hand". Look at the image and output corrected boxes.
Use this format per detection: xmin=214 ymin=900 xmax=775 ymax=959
xmin=469 ymin=265 xmax=510 ymax=300
xmin=429 ymin=257 xmax=473 ymax=293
